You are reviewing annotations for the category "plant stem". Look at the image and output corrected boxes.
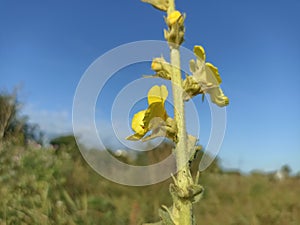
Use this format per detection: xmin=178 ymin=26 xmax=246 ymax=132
xmin=170 ymin=49 xmax=188 ymax=169
xmin=168 ymin=1 xmax=193 ymax=224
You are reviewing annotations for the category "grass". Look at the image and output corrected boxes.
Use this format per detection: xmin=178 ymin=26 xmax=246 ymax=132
xmin=0 ymin=142 xmax=299 ymax=225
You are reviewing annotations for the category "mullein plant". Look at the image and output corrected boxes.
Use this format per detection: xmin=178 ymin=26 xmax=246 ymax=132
xmin=127 ymin=0 xmax=229 ymax=224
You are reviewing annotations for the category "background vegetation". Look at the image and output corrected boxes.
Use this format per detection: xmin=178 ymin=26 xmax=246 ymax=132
xmin=1 ymin=91 xmax=299 ymax=225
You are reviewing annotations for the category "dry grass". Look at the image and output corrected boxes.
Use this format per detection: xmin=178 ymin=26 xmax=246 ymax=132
xmin=0 ymin=143 xmax=299 ymax=225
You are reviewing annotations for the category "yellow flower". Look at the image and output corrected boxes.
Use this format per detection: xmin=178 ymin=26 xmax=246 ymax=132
xmin=127 ymin=85 xmax=169 ymax=141
xmin=167 ymin=10 xmax=184 ymax=26
xmin=189 ymin=45 xmax=229 ymax=107
xmin=144 ymin=57 xmax=171 ymax=80
xmin=151 ymin=60 xmax=162 ymax=71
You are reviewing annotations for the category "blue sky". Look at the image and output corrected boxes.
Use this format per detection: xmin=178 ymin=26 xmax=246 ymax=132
xmin=1 ymin=0 xmax=300 ymax=173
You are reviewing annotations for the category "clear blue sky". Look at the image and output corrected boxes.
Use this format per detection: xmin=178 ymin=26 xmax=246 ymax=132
xmin=1 ymin=0 xmax=300 ymax=173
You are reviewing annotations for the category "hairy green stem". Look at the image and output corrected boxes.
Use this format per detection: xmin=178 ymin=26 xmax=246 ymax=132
xmin=168 ymin=2 xmax=193 ymax=224
xmin=170 ymin=40 xmax=194 ymax=225
xmin=170 ymin=49 xmax=188 ymax=168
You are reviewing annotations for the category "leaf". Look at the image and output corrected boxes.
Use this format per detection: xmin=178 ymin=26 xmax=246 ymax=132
xmin=188 ymin=184 xmax=204 ymax=203
xmin=158 ymin=206 xmax=176 ymax=225
xmin=187 ymin=134 xmax=198 ymax=158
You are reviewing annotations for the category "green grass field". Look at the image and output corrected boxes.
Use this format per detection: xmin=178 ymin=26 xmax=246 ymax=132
xmin=0 ymin=140 xmax=299 ymax=225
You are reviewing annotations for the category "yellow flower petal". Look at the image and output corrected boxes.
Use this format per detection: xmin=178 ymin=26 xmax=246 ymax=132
xmin=167 ymin=10 xmax=183 ymax=26
xmin=147 ymin=85 xmax=168 ymax=105
xmin=131 ymin=110 xmax=147 ymax=135
xmin=206 ymin=63 xmax=222 ymax=84
xmin=193 ymin=45 xmax=206 ymax=62
xmin=143 ymin=102 xmax=168 ymax=129
xmin=189 ymin=59 xmax=196 ymax=73
xmin=207 ymin=87 xmax=229 ymax=107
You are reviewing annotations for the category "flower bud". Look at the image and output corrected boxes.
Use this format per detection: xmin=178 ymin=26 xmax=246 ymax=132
xmin=167 ymin=10 xmax=183 ymax=26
